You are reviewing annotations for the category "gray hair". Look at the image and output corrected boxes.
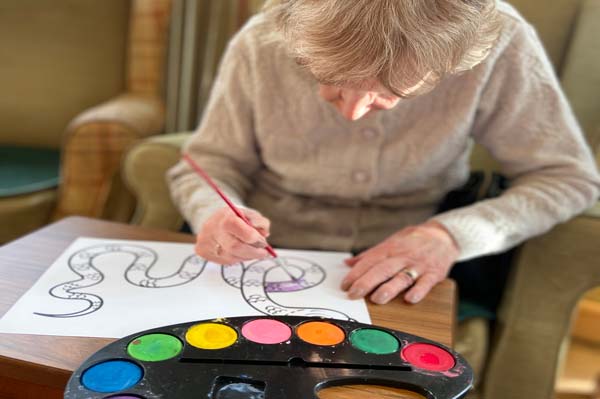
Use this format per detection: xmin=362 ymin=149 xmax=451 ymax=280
xmin=264 ymin=0 xmax=503 ymax=97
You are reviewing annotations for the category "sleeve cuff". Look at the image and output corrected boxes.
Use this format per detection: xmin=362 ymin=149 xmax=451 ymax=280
xmin=431 ymin=209 xmax=510 ymax=261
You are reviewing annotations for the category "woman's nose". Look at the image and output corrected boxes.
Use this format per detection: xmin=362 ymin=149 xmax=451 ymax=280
xmin=338 ymin=91 xmax=373 ymax=121
xmin=318 ymin=85 xmax=374 ymax=121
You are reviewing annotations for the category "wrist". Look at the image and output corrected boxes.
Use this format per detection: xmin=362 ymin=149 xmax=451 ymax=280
xmin=422 ymin=220 xmax=460 ymax=254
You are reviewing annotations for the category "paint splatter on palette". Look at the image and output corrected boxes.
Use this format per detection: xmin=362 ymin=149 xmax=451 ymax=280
xmin=65 ymin=316 xmax=473 ymax=398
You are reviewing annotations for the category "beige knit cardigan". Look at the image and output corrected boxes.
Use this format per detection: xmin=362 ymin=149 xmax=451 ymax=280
xmin=168 ymin=2 xmax=600 ymax=261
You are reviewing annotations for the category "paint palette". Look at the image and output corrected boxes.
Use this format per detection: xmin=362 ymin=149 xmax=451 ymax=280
xmin=65 ymin=316 xmax=472 ymax=398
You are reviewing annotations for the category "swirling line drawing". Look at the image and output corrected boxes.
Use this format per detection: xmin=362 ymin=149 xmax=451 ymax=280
xmin=34 ymin=245 xmax=203 ymax=318
xmin=34 ymin=244 xmax=352 ymax=321
xmin=222 ymin=257 xmax=352 ymax=320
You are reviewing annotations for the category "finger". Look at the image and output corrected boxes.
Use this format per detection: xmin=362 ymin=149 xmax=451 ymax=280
xmin=243 ymin=209 xmax=271 ymax=237
xmin=345 ymin=236 xmax=398 ymax=266
xmin=346 ymin=258 xmax=407 ymax=299
xmin=222 ymin=216 xmax=268 ymax=247
xmin=194 ymin=241 xmax=246 ymax=265
xmin=370 ymin=267 xmax=422 ymax=305
xmin=404 ymin=273 xmax=440 ymax=304
xmin=219 ymin=232 xmax=270 ymax=260
xmin=341 ymin=250 xmax=388 ymax=291
xmin=344 ymin=246 xmax=378 ymax=266
xmin=208 ymin=239 xmax=250 ymax=265
xmin=194 ymin=242 xmax=207 ymax=258
xmin=222 ymin=261 xmax=244 ymax=267
xmin=211 ymin=254 xmax=247 ymax=266
xmin=255 ymin=227 xmax=269 ymax=237
xmin=345 ymin=253 xmax=363 ymax=266
xmin=194 ymin=237 xmax=218 ymax=260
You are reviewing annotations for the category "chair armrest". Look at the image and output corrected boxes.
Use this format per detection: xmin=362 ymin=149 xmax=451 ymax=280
xmin=52 ymin=93 xmax=165 ymax=221
xmin=584 ymin=201 xmax=600 ymax=218
xmin=67 ymin=93 xmax=165 ymax=136
xmin=484 ymin=214 xmax=600 ymax=399
xmin=583 ymin=139 xmax=600 ymax=217
xmin=122 ymin=132 xmax=191 ymax=230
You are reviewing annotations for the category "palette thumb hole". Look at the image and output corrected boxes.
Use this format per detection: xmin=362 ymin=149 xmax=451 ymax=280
xmin=66 ymin=316 xmax=473 ymax=399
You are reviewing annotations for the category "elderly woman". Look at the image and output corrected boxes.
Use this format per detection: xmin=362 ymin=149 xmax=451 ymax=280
xmin=168 ymin=0 xmax=600 ymax=306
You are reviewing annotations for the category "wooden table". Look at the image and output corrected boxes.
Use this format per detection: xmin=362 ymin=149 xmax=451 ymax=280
xmin=0 ymin=217 xmax=456 ymax=399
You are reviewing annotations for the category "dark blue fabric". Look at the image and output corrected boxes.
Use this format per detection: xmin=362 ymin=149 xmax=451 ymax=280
xmin=180 ymin=222 xmax=193 ymax=234
xmin=0 ymin=146 xmax=60 ymax=197
xmin=437 ymin=172 xmax=515 ymax=321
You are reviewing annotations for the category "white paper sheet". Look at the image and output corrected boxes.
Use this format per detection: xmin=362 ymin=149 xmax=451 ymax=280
xmin=0 ymin=237 xmax=371 ymax=338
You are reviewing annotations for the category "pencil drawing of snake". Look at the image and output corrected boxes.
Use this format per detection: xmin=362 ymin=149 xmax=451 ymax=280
xmin=34 ymin=244 xmax=352 ymax=320
xmin=222 ymin=257 xmax=351 ymax=319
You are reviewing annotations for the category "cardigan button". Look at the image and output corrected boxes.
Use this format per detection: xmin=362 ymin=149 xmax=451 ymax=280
xmin=352 ymin=170 xmax=370 ymax=183
xmin=362 ymin=128 xmax=378 ymax=140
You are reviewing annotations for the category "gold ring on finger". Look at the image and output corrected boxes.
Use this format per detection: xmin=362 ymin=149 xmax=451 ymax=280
xmin=402 ymin=268 xmax=419 ymax=281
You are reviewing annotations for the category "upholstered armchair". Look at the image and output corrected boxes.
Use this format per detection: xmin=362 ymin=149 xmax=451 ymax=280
xmin=122 ymin=0 xmax=600 ymax=398
xmin=0 ymin=0 xmax=171 ymax=244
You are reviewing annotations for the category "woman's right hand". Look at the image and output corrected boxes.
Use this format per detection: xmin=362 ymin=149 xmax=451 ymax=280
xmin=195 ymin=207 xmax=271 ymax=265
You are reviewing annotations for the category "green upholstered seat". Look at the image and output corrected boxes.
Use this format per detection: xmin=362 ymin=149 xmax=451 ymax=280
xmin=0 ymin=147 xmax=60 ymax=197
xmin=0 ymin=146 xmax=60 ymax=243
xmin=0 ymin=0 xmax=135 ymax=244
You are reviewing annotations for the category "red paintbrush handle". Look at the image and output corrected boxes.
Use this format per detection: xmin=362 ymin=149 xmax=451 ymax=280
xmin=264 ymin=245 xmax=278 ymax=258
xmin=183 ymin=153 xmax=279 ymax=258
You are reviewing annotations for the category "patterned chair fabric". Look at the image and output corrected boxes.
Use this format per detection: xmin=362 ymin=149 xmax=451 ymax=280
xmin=52 ymin=0 xmax=172 ymax=222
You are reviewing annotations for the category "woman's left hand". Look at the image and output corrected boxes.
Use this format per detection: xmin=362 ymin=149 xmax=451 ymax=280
xmin=341 ymin=221 xmax=460 ymax=304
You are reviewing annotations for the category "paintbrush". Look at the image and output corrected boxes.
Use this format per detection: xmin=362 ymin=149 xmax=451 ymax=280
xmin=183 ymin=153 xmax=298 ymax=281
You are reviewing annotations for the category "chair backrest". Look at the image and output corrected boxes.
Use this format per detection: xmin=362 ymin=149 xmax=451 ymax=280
xmin=509 ymin=0 xmax=582 ymax=73
xmin=0 ymin=0 xmax=130 ymax=149
xmin=472 ymin=0 xmax=600 ymax=172
xmin=512 ymin=0 xmax=600 ymax=152
xmin=127 ymin=0 xmax=172 ymax=98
